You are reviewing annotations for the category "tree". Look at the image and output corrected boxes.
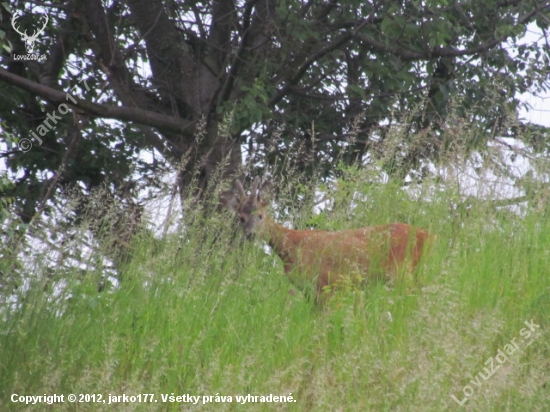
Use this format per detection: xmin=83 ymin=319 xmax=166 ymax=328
xmin=0 ymin=0 xmax=549 ymax=260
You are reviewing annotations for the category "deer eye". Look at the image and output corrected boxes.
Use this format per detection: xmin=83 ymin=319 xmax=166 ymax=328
xmin=239 ymin=216 xmax=246 ymax=223
xmin=258 ymin=214 xmax=263 ymax=220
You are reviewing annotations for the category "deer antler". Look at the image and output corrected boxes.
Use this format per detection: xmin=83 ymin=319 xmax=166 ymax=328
xmin=36 ymin=13 xmax=49 ymax=37
xmin=11 ymin=12 xmax=27 ymax=38
xmin=11 ymin=11 xmax=48 ymax=52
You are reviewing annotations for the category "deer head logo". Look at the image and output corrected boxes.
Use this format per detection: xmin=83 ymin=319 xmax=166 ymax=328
xmin=11 ymin=11 xmax=49 ymax=53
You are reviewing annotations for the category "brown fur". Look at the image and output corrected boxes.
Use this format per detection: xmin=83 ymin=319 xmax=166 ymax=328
xmin=220 ymin=177 xmax=432 ymax=301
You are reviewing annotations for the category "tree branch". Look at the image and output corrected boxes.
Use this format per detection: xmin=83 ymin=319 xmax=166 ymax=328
xmin=82 ymin=0 xmax=161 ymax=112
xmin=125 ymin=0 xmax=214 ymax=115
xmin=355 ymin=5 xmax=544 ymax=61
xmin=216 ymin=0 xmax=260 ymax=109
xmin=209 ymin=0 xmax=236 ymax=72
xmin=0 ymin=68 xmax=193 ymax=135
xmin=269 ymin=19 xmax=370 ymax=107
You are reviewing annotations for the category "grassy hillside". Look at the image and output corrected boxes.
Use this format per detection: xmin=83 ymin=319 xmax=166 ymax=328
xmin=1 ymin=182 xmax=548 ymax=411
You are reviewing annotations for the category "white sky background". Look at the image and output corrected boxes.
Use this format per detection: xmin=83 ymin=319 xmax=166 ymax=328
xmin=516 ymin=24 xmax=550 ymax=128
xmin=519 ymin=91 xmax=550 ymax=127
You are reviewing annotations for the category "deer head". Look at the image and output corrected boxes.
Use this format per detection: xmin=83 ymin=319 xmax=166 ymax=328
xmin=220 ymin=177 xmax=273 ymax=238
xmin=11 ymin=11 xmax=49 ymax=53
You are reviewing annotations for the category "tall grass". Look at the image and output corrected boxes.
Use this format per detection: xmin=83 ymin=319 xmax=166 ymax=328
xmin=0 ymin=178 xmax=548 ymax=411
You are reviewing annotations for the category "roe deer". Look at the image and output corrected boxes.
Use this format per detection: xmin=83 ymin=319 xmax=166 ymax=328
xmin=220 ymin=177 xmax=431 ymax=301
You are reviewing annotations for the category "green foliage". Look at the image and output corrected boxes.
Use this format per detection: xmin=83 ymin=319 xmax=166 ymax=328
xmin=1 ymin=0 xmax=549 ymax=226
xmin=0 ymin=172 xmax=23 ymax=290
xmin=227 ymin=77 xmax=272 ymax=134
xmin=0 ymin=184 xmax=548 ymax=411
xmin=0 ymin=172 xmax=14 ymax=212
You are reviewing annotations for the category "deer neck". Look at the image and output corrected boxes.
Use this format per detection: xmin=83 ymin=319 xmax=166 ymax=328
xmin=262 ymin=216 xmax=298 ymax=262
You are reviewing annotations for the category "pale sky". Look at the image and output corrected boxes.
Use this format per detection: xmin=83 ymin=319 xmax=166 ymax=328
xmin=516 ymin=24 xmax=550 ymax=127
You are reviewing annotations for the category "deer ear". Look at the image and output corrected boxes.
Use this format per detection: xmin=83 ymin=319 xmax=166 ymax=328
xmin=258 ymin=181 xmax=273 ymax=205
xmin=220 ymin=191 xmax=239 ymax=211
xmin=250 ymin=176 xmax=261 ymax=199
xmin=234 ymin=179 xmax=246 ymax=200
